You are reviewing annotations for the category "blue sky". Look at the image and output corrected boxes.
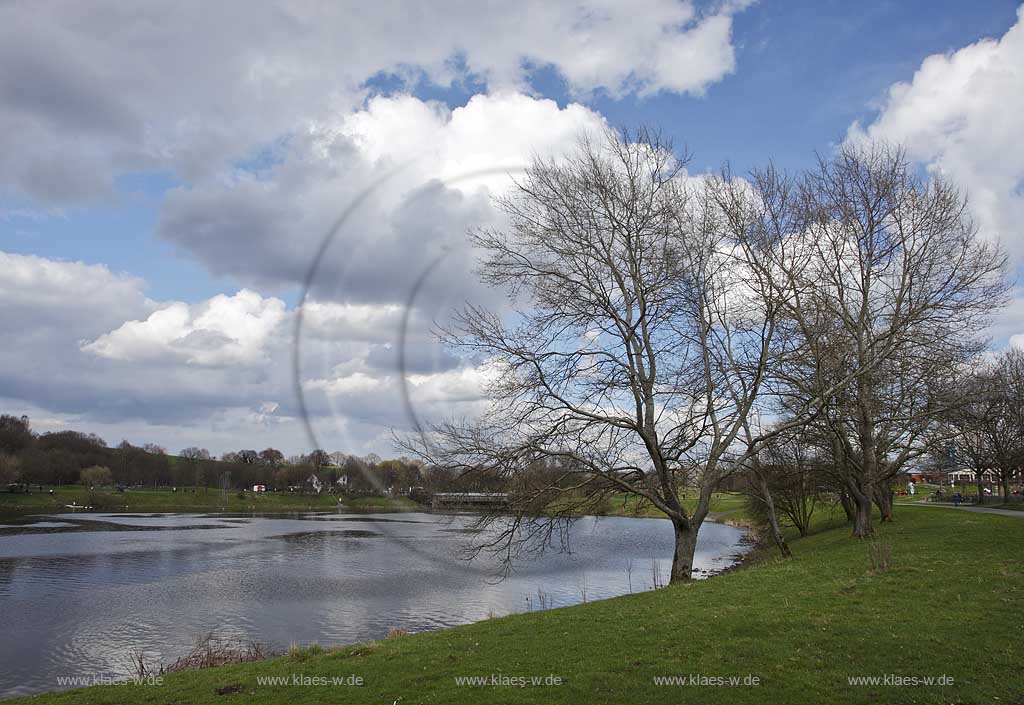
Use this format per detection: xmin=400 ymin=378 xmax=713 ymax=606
xmin=2 ymin=1 xmax=1023 ymax=455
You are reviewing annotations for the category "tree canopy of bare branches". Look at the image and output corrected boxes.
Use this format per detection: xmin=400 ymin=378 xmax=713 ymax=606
xmin=945 ymin=349 xmax=1024 ymax=501
xmin=404 ymin=129 xmax=815 ymax=582
xmin=402 ymin=132 xmax=1009 ymax=580
xmin=728 ymin=142 xmax=1009 ymax=536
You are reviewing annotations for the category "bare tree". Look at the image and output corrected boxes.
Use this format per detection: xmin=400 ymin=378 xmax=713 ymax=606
xmin=258 ymin=448 xmax=285 ymax=466
xmin=306 ymin=449 xmax=331 ymax=471
xmin=0 ymin=414 xmax=33 ymax=454
xmin=403 ymin=129 xmax=818 ymax=582
xmin=180 ymin=447 xmax=210 ymax=462
xmin=404 ymin=134 xmax=1006 ymax=580
xmin=180 ymin=447 xmax=211 ymax=489
xmin=0 ymin=453 xmax=20 ymax=486
xmin=236 ymin=449 xmax=258 ymax=464
xmin=992 ymin=350 xmax=1024 ymax=500
xmin=735 ymin=143 xmax=1009 ymax=536
xmin=946 ymin=350 xmax=1024 ymax=502
xmin=744 ymin=424 xmax=822 ymax=543
xmin=80 ymin=465 xmax=113 ymax=487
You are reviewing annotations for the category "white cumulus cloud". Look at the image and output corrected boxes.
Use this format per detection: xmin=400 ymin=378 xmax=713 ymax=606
xmin=157 ymin=92 xmax=609 ymax=304
xmin=848 ymin=7 xmax=1024 ymax=254
xmin=82 ymin=289 xmax=287 ymax=367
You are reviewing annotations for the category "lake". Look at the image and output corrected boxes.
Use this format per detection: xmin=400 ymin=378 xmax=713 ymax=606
xmin=0 ymin=511 xmax=750 ymax=698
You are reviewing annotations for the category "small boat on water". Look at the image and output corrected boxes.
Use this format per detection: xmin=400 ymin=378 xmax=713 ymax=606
xmin=64 ymin=503 xmax=93 ymax=510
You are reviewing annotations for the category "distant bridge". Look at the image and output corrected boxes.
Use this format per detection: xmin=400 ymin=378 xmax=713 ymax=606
xmin=430 ymin=492 xmax=509 ymax=509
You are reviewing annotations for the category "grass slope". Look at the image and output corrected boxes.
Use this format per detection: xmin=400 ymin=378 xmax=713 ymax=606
xmin=0 ymin=486 xmax=419 ymax=514
xmin=597 ymin=491 xmax=748 ymax=519
xmin=8 ymin=508 xmax=1022 ymax=705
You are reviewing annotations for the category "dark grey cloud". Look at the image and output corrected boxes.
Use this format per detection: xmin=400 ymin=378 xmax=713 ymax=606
xmin=365 ymin=341 xmax=461 ymax=375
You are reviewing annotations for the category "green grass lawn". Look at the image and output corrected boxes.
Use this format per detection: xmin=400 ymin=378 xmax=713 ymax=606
xmin=598 ymin=491 xmax=748 ymax=519
xmin=893 ymin=483 xmax=945 ymax=503
xmin=0 ymin=485 xmax=419 ymax=515
xmin=894 ymin=484 xmax=1024 ymax=511
xmin=9 ymin=507 xmax=1021 ymax=705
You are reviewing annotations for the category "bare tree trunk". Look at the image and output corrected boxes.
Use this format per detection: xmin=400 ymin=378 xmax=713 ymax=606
xmin=853 ymin=496 xmax=873 ymax=537
xmin=1002 ymin=473 xmax=1011 ymax=503
xmin=756 ymin=473 xmax=793 ymax=558
xmin=839 ymin=489 xmax=856 ymax=522
xmin=873 ymin=484 xmax=894 ymax=522
xmin=670 ymin=520 xmax=699 ymax=583
xmin=848 ymin=477 xmax=874 ymax=538
xmin=977 ymin=474 xmax=985 ymax=506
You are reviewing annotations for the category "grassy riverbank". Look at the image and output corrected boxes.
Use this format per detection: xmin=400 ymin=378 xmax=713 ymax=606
xmin=0 ymin=485 xmax=420 ymax=515
xmin=589 ymin=491 xmax=748 ymax=520
xmin=8 ymin=507 xmax=1021 ymax=704
xmin=0 ymin=485 xmax=746 ymax=520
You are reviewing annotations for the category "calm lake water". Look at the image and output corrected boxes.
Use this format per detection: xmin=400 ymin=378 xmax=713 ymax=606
xmin=0 ymin=511 xmax=749 ymax=698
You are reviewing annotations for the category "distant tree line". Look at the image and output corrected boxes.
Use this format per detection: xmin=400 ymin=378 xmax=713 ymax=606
xmin=0 ymin=416 xmax=433 ymax=496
